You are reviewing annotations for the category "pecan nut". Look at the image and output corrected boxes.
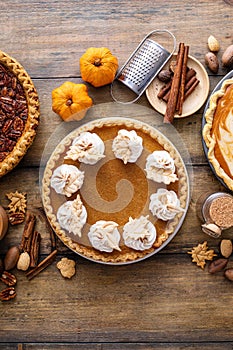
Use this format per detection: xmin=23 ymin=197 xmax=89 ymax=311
xmin=8 ymin=212 xmax=25 ymax=225
xmin=0 ymin=271 xmax=17 ymax=286
xmin=0 ymin=287 xmax=16 ymax=301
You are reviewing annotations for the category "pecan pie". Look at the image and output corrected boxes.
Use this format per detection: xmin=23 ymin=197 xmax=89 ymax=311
xmin=203 ymin=78 xmax=233 ymax=190
xmin=42 ymin=118 xmax=189 ymax=264
xmin=0 ymin=51 xmax=40 ymax=177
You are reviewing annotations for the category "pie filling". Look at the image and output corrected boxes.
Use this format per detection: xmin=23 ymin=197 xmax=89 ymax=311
xmin=203 ymin=78 xmax=233 ymax=190
xmin=0 ymin=51 xmax=40 ymax=177
xmin=42 ymin=118 xmax=189 ymax=263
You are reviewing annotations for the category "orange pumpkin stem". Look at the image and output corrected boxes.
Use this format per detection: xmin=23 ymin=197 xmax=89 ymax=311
xmin=94 ymin=58 xmax=102 ymax=67
xmin=66 ymin=98 xmax=73 ymax=106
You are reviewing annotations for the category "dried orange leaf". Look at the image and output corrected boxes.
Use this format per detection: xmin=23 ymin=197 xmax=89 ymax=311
xmin=188 ymin=241 xmax=216 ymax=269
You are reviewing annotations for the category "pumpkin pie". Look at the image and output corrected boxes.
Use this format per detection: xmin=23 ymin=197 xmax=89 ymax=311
xmin=203 ymin=78 xmax=233 ymax=190
xmin=0 ymin=50 xmax=40 ymax=177
xmin=42 ymin=117 xmax=189 ymax=264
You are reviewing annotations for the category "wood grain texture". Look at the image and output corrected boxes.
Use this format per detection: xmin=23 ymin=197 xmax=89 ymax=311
xmin=1 ymin=0 xmax=233 ymax=348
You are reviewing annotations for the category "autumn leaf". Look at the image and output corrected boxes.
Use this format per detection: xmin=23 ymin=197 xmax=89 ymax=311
xmin=6 ymin=191 xmax=27 ymax=213
xmin=188 ymin=241 xmax=216 ymax=269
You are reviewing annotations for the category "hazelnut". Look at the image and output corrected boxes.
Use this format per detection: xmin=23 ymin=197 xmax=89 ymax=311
xmin=4 ymin=246 xmax=20 ymax=271
xmin=205 ymin=52 xmax=219 ymax=73
xmin=222 ymin=44 xmax=233 ymax=68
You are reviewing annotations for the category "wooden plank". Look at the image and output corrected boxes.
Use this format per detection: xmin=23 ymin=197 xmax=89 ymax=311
xmin=0 ymin=1 xmax=232 ymax=78
xmin=0 ymin=254 xmax=232 ymax=343
xmin=15 ymin=343 xmax=233 ymax=350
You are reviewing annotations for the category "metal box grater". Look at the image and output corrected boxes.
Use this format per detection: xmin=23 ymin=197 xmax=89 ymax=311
xmin=111 ymin=30 xmax=176 ymax=104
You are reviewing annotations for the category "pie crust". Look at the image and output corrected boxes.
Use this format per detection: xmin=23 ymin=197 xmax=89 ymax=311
xmin=42 ymin=117 xmax=189 ymax=264
xmin=203 ymin=78 xmax=233 ymax=190
xmin=0 ymin=50 xmax=40 ymax=177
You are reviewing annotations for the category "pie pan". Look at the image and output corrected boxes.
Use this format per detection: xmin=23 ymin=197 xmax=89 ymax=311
xmin=202 ymin=70 xmax=233 ymax=190
xmin=146 ymin=54 xmax=209 ymax=118
xmin=40 ymin=103 xmax=191 ymax=265
xmin=0 ymin=50 xmax=40 ymax=177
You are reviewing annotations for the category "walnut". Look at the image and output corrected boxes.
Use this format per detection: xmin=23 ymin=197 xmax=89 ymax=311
xmin=57 ymin=257 xmax=76 ymax=279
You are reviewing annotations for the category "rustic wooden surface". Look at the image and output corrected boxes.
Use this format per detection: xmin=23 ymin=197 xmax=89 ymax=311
xmin=1 ymin=0 xmax=233 ymax=349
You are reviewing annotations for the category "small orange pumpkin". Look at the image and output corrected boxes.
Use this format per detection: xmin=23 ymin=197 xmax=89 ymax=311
xmin=52 ymin=81 xmax=93 ymax=121
xmin=80 ymin=47 xmax=118 ymax=87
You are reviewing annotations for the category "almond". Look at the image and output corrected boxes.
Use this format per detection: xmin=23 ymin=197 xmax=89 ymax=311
xmin=17 ymin=251 xmax=30 ymax=271
xmin=207 ymin=35 xmax=220 ymax=52
xmin=220 ymin=239 xmax=232 ymax=258
xmin=224 ymin=268 xmax=233 ymax=282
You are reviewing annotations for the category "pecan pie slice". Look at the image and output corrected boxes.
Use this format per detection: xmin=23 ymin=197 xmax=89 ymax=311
xmin=0 ymin=51 xmax=40 ymax=177
xmin=203 ymin=78 xmax=233 ymax=190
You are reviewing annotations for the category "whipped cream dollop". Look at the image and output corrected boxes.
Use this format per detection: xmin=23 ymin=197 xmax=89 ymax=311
xmin=123 ymin=215 xmax=156 ymax=251
xmin=57 ymin=195 xmax=87 ymax=237
xmin=112 ymin=129 xmax=143 ymax=164
xmin=65 ymin=131 xmax=105 ymax=165
xmin=88 ymin=220 xmax=121 ymax=253
xmin=149 ymin=188 xmax=184 ymax=221
xmin=145 ymin=150 xmax=178 ymax=184
xmin=50 ymin=164 xmax=84 ymax=197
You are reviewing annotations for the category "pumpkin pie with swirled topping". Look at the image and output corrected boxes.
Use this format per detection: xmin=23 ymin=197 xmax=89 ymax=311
xmin=42 ymin=117 xmax=189 ymax=264
xmin=203 ymin=78 xmax=233 ymax=190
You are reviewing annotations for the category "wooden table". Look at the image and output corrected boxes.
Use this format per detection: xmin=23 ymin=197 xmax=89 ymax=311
xmin=1 ymin=0 xmax=233 ymax=349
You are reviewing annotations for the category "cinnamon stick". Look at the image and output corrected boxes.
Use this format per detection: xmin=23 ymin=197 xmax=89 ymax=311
xmin=177 ymin=45 xmax=189 ymax=115
xmin=164 ymin=43 xmax=185 ymax=123
xmin=20 ymin=211 xmax=36 ymax=252
xmin=157 ymin=80 xmax=173 ymax=99
xmin=26 ymin=249 xmax=57 ymax=280
xmin=184 ymin=78 xmax=200 ymax=99
xmin=30 ymin=231 xmax=41 ymax=268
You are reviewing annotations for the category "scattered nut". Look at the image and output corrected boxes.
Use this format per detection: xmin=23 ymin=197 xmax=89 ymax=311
xmin=220 ymin=239 xmax=232 ymax=258
xmin=157 ymin=69 xmax=172 ymax=83
xmin=0 ymin=287 xmax=16 ymax=301
xmin=207 ymin=35 xmax=220 ymax=52
xmin=57 ymin=257 xmax=76 ymax=279
xmin=4 ymin=246 xmax=20 ymax=271
xmin=222 ymin=44 xmax=233 ymax=68
xmin=8 ymin=212 xmax=25 ymax=226
xmin=0 ymin=205 xmax=8 ymax=240
xmin=0 ymin=271 xmax=17 ymax=286
xmin=205 ymin=52 xmax=219 ymax=73
xmin=224 ymin=268 xmax=233 ymax=282
xmin=208 ymin=258 xmax=228 ymax=274
xmin=17 ymin=251 xmax=30 ymax=271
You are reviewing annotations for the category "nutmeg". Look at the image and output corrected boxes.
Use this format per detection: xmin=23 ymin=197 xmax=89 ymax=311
xmin=205 ymin=52 xmax=219 ymax=73
xmin=4 ymin=246 xmax=20 ymax=271
xmin=222 ymin=44 xmax=233 ymax=68
xmin=224 ymin=268 xmax=233 ymax=282
xmin=157 ymin=69 xmax=172 ymax=83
